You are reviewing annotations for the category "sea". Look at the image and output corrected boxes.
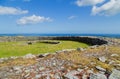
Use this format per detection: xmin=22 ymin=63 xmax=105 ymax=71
xmin=0 ymin=34 xmax=120 ymax=38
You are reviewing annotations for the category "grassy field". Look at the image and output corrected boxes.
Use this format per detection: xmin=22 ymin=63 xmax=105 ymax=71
xmin=0 ymin=40 xmax=88 ymax=57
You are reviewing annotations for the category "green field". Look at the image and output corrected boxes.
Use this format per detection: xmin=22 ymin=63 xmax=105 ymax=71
xmin=0 ymin=40 xmax=88 ymax=57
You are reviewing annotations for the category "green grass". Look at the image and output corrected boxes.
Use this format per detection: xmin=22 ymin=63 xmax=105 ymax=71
xmin=0 ymin=40 xmax=89 ymax=57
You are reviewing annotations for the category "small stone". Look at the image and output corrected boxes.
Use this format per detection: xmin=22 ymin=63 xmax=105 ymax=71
xmin=90 ymin=45 xmax=98 ymax=49
xmin=77 ymin=68 xmax=83 ymax=72
xmin=54 ymin=73 xmax=61 ymax=79
xmin=82 ymin=74 xmax=88 ymax=79
xmin=77 ymin=48 xmax=84 ymax=51
xmin=111 ymin=54 xmax=119 ymax=57
xmin=98 ymin=56 xmax=107 ymax=62
xmin=90 ymin=73 xmax=107 ymax=79
xmin=25 ymin=70 xmax=31 ymax=73
xmin=43 ymin=53 xmax=50 ymax=57
xmin=109 ymin=60 xmax=115 ymax=65
xmin=24 ymin=73 xmax=30 ymax=78
xmin=23 ymin=53 xmax=36 ymax=59
xmin=39 ymin=67 xmax=45 ymax=71
xmin=35 ymin=74 xmax=41 ymax=78
xmin=64 ymin=70 xmax=79 ymax=79
xmin=0 ymin=59 xmax=4 ymax=63
xmin=96 ymin=66 xmax=106 ymax=72
xmin=53 ymin=62 xmax=56 ymax=66
xmin=12 ymin=66 xmax=22 ymax=71
xmin=87 ymin=70 xmax=94 ymax=74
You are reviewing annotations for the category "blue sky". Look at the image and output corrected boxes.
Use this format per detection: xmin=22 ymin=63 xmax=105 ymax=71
xmin=0 ymin=0 xmax=120 ymax=34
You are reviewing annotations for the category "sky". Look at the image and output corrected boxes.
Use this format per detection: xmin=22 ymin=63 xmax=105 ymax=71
xmin=0 ymin=0 xmax=120 ymax=34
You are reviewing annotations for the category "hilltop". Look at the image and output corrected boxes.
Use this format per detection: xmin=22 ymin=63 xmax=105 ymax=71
xmin=0 ymin=36 xmax=120 ymax=79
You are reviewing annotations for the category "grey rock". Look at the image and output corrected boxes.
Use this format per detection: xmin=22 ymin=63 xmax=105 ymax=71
xmin=90 ymin=73 xmax=107 ymax=79
xmin=23 ymin=53 xmax=36 ymax=59
xmin=54 ymin=73 xmax=61 ymax=79
xmin=90 ymin=45 xmax=98 ymax=49
xmin=10 ymin=56 xmax=18 ymax=59
xmin=35 ymin=74 xmax=41 ymax=79
xmin=39 ymin=67 xmax=45 ymax=71
xmin=109 ymin=69 xmax=120 ymax=79
xmin=82 ymin=74 xmax=88 ymax=79
xmin=77 ymin=48 xmax=84 ymax=51
xmin=98 ymin=56 xmax=107 ymax=62
xmin=0 ymin=59 xmax=4 ymax=63
xmin=43 ymin=53 xmax=50 ymax=57
xmin=111 ymin=54 xmax=119 ymax=57
xmin=109 ymin=60 xmax=115 ymax=65
xmin=96 ymin=66 xmax=106 ymax=72
xmin=12 ymin=66 xmax=22 ymax=71
xmin=64 ymin=70 xmax=79 ymax=79
xmin=87 ymin=70 xmax=94 ymax=74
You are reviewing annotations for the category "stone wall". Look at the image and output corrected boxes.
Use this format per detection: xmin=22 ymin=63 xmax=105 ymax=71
xmin=37 ymin=36 xmax=108 ymax=45
xmin=0 ymin=36 xmax=108 ymax=45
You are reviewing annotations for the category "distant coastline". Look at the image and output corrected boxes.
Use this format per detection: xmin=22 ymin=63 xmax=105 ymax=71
xmin=0 ymin=33 xmax=120 ymax=38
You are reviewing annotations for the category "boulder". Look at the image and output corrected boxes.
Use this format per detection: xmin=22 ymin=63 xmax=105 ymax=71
xmin=109 ymin=69 xmax=120 ymax=79
xmin=90 ymin=73 xmax=107 ymax=79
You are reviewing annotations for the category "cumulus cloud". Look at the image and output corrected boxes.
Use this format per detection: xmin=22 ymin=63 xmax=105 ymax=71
xmin=75 ymin=0 xmax=120 ymax=16
xmin=92 ymin=0 xmax=120 ymax=16
xmin=75 ymin=0 xmax=105 ymax=6
xmin=17 ymin=15 xmax=52 ymax=25
xmin=0 ymin=6 xmax=28 ymax=15
xmin=68 ymin=16 xmax=77 ymax=19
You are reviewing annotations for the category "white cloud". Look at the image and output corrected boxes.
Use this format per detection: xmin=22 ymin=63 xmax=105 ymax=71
xmin=75 ymin=0 xmax=105 ymax=6
xmin=17 ymin=15 xmax=52 ymax=25
xmin=0 ymin=6 xmax=28 ymax=15
xmin=92 ymin=0 xmax=120 ymax=16
xmin=68 ymin=16 xmax=77 ymax=19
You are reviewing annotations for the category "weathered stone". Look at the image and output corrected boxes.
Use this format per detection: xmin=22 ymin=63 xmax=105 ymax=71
xmin=43 ymin=53 xmax=50 ymax=57
xmin=39 ymin=67 xmax=45 ymax=71
xmin=54 ymin=73 xmax=61 ymax=79
xmin=98 ymin=56 xmax=107 ymax=62
xmin=77 ymin=48 xmax=84 ymax=51
xmin=109 ymin=69 xmax=120 ymax=79
xmin=87 ymin=70 xmax=94 ymax=74
xmin=111 ymin=54 xmax=119 ymax=57
xmin=0 ymin=59 xmax=4 ymax=63
xmin=65 ymin=70 xmax=79 ymax=79
xmin=96 ymin=66 xmax=106 ymax=72
xmin=23 ymin=53 xmax=36 ymax=59
xmin=109 ymin=60 xmax=115 ymax=65
xmin=82 ymin=74 xmax=88 ymax=79
xmin=35 ymin=74 xmax=41 ymax=79
xmin=12 ymin=66 xmax=22 ymax=71
xmin=90 ymin=73 xmax=107 ymax=79
xmin=90 ymin=45 xmax=98 ymax=49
